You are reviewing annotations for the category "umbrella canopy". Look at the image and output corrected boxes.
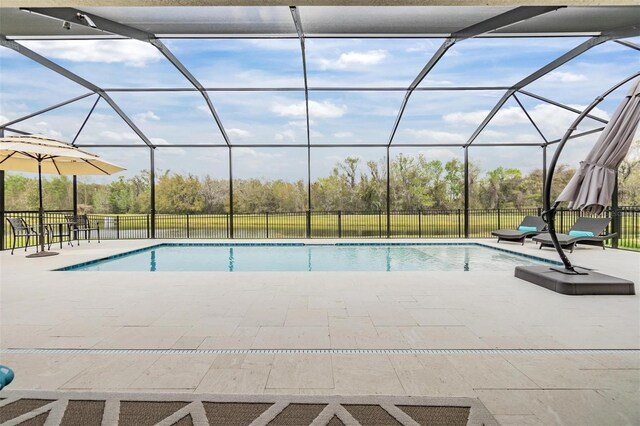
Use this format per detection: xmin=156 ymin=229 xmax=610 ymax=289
xmin=0 ymin=135 xmax=124 ymax=175
xmin=0 ymin=135 xmax=124 ymax=257
xmin=556 ymin=77 xmax=640 ymax=214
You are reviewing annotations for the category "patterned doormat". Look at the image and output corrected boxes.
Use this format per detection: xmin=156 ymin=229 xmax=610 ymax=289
xmin=0 ymin=391 xmax=497 ymax=425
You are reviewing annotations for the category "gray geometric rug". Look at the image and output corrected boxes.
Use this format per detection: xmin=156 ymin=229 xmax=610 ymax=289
xmin=0 ymin=391 xmax=497 ymax=425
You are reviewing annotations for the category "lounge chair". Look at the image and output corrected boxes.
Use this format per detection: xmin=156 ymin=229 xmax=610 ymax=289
xmin=6 ymin=217 xmax=47 ymax=255
xmin=491 ymin=216 xmax=547 ymax=245
xmin=65 ymin=214 xmax=100 ymax=245
xmin=532 ymin=217 xmax=615 ymax=253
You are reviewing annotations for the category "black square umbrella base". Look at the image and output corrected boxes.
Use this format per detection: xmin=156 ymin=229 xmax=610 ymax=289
xmin=515 ymin=265 xmax=635 ymax=295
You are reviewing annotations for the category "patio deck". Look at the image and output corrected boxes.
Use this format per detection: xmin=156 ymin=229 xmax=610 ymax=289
xmin=1 ymin=239 xmax=638 ymax=425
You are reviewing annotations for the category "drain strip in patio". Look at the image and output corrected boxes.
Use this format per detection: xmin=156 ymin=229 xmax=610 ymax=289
xmin=0 ymin=391 xmax=497 ymax=425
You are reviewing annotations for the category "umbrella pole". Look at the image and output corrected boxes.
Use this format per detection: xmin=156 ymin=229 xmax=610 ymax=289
xmin=38 ymin=160 xmax=45 ymax=252
xmin=542 ymin=202 xmax=582 ymax=274
xmin=540 ymin=72 xmax=640 ymax=275
xmin=27 ymin=159 xmax=58 ymax=258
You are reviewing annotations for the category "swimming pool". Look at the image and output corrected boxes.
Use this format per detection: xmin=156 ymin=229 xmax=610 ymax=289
xmin=58 ymin=243 xmax=560 ymax=272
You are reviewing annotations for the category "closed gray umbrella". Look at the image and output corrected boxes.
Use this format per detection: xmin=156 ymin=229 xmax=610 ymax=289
xmin=556 ymin=77 xmax=640 ymax=214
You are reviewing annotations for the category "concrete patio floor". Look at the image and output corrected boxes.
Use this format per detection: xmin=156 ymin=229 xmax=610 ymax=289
xmin=1 ymin=238 xmax=638 ymax=425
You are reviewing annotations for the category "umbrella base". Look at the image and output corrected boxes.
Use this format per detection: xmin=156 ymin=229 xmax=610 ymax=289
xmin=26 ymin=250 xmax=59 ymax=258
xmin=515 ymin=265 xmax=635 ymax=295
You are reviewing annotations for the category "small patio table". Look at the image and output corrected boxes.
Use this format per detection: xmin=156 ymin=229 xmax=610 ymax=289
xmin=45 ymin=221 xmax=74 ymax=249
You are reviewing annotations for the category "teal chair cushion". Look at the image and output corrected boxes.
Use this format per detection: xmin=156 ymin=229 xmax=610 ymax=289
xmin=569 ymin=230 xmax=595 ymax=237
xmin=518 ymin=226 xmax=538 ymax=232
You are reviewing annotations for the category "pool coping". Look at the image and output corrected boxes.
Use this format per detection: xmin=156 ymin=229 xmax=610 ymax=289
xmin=54 ymin=241 xmax=563 ymax=271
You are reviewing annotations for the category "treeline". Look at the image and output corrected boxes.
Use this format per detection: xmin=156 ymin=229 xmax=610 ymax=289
xmin=4 ymin=154 xmax=639 ymax=213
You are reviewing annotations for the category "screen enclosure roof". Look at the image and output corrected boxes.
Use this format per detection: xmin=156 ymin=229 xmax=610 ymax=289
xmin=1 ymin=6 xmax=639 ymax=39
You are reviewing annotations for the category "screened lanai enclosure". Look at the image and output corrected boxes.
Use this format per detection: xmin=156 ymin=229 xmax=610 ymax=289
xmin=1 ymin=6 xmax=639 ymax=249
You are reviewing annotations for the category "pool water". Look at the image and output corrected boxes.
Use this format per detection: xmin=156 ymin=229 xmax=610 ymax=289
xmin=60 ymin=243 xmax=558 ymax=272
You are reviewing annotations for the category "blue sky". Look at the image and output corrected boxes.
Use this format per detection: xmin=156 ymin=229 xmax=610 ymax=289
xmin=1 ymin=36 xmax=638 ymax=184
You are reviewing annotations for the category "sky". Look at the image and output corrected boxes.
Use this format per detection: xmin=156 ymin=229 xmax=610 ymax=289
xmin=1 ymin=35 xmax=639 ymax=184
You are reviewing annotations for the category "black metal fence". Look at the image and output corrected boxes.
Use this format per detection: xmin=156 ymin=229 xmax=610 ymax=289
xmin=3 ymin=207 xmax=639 ymax=251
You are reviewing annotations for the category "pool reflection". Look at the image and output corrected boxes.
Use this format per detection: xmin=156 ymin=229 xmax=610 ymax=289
xmin=150 ymin=250 xmax=157 ymax=272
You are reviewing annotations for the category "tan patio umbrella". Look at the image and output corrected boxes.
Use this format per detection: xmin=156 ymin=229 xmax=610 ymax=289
xmin=0 ymin=135 xmax=125 ymax=257
xmin=556 ymin=77 xmax=640 ymax=214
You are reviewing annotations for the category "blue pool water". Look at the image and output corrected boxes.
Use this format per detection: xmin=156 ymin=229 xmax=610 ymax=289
xmin=59 ymin=243 xmax=559 ymax=272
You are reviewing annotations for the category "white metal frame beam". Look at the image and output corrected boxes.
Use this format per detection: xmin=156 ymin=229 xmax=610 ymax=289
xmin=465 ymin=23 xmax=640 ymax=147
xmin=0 ymin=35 xmax=156 ymax=148
xmin=23 ymin=7 xmax=232 ymax=147
xmin=386 ymin=6 xmax=562 ymax=147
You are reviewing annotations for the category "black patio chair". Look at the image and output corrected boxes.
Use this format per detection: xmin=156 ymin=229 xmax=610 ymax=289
xmin=491 ymin=216 xmax=547 ymax=245
xmin=65 ymin=214 xmax=100 ymax=245
xmin=6 ymin=217 xmax=47 ymax=255
xmin=532 ymin=217 xmax=616 ymax=253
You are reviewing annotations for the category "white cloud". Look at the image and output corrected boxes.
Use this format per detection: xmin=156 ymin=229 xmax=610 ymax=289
xmin=234 ymin=147 xmax=282 ymax=159
xmin=100 ymin=131 xmax=140 ymax=142
xmin=318 ymin=50 xmax=387 ymax=70
xmin=274 ymin=130 xmax=296 ymax=142
xmin=150 ymin=137 xmax=169 ymax=145
xmin=333 ymin=132 xmax=353 ymax=138
xmin=443 ymin=102 xmax=611 ymax=143
xmin=134 ymin=111 xmax=160 ymax=122
xmin=443 ymin=107 xmax=528 ymax=126
xmin=271 ymin=100 xmax=346 ymax=119
xmin=22 ymin=40 xmax=162 ymax=67
xmin=543 ymin=71 xmax=588 ymax=83
xmin=10 ymin=120 xmax=65 ymax=141
xmin=528 ymin=103 xmax=609 ymax=138
xmin=227 ymin=128 xmax=252 ymax=139
xmin=415 ymin=148 xmax=460 ymax=161
xmin=151 ymin=137 xmax=185 ymax=155
xmin=443 ymin=110 xmax=492 ymax=126
xmin=404 ymin=129 xmax=466 ymax=144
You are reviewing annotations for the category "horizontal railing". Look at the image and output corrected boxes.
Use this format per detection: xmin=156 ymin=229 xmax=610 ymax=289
xmin=3 ymin=207 xmax=639 ymax=251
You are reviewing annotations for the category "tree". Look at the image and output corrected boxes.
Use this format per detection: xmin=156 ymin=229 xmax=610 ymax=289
xmin=4 ymin=174 xmax=38 ymax=210
xmin=108 ymin=177 xmax=134 ymax=214
xmin=359 ymin=160 xmax=386 ymax=211
xmin=201 ymin=177 xmax=228 ymax=213
xmin=619 ymin=138 xmax=640 ymax=205
xmin=477 ymin=167 xmax=525 ymax=209
xmin=444 ymin=159 xmax=465 ymax=209
xmin=6 ymin=157 xmax=588 ymax=214
xmin=156 ymin=172 xmax=204 ymax=214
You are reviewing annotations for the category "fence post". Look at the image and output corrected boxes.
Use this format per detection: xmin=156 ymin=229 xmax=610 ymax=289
xmin=497 ymin=208 xmax=501 ymax=230
xmin=0 ymin=128 xmax=4 ymax=250
xmin=266 ymin=212 xmax=269 ymax=239
xmin=150 ymin=148 xmax=156 ymax=239
xmin=418 ymin=210 xmax=422 ymax=238
xmin=0 ymin=170 xmax=4 ymax=251
xmin=226 ymin=214 xmax=230 ymax=239
xmin=146 ymin=214 xmax=150 ymax=239
xmin=337 ymin=211 xmax=342 ymax=238
xmin=464 ymin=147 xmax=470 ymax=239
xmin=378 ymin=211 xmax=382 ymax=238
xmin=186 ymin=214 xmax=190 ymax=239
xmin=457 ymin=209 xmax=462 ymax=238
xmin=306 ymin=209 xmax=311 ymax=239
xmin=116 ymin=216 xmax=120 ymax=240
xmin=611 ymin=173 xmax=620 ymax=248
